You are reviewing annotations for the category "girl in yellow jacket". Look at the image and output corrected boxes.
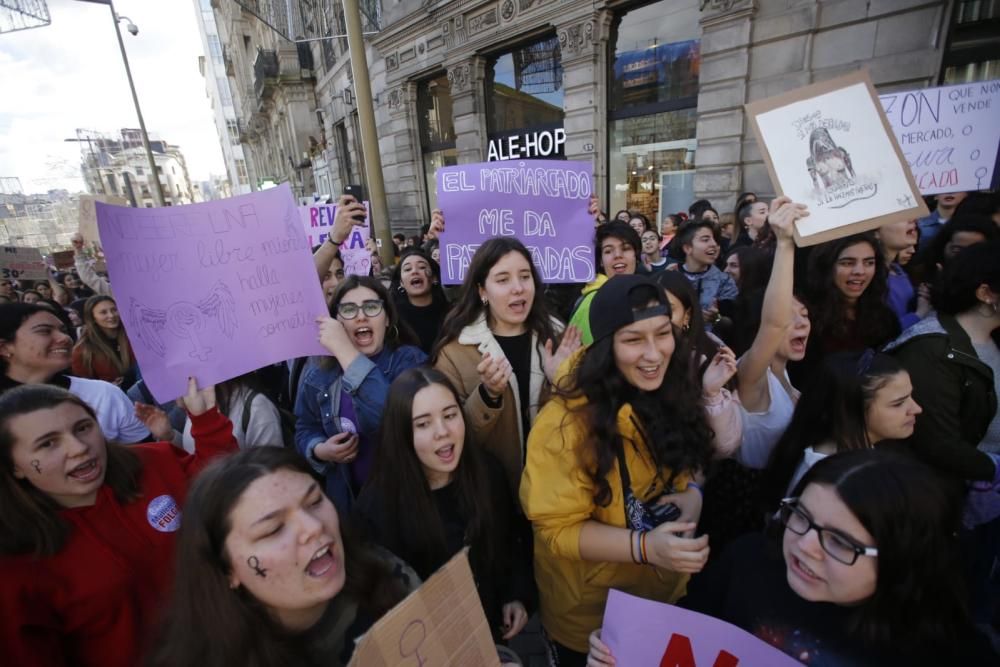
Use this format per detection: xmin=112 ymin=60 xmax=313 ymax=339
xmin=521 ymin=274 xmax=716 ymax=665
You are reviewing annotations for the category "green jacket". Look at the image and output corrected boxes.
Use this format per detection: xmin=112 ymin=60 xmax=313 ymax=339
xmin=885 ymin=313 xmax=998 ymax=481
xmin=568 ymin=273 xmax=608 ymax=346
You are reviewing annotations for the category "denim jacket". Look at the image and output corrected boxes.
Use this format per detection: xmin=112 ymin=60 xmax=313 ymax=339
xmin=294 ymin=345 xmax=427 ymax=511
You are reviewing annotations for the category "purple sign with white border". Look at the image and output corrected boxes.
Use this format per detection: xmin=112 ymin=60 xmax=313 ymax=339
xmin=97 ymin=184 xmax=328 ymax=402
xmin=436 ymin=160 xmax=596 ymax=285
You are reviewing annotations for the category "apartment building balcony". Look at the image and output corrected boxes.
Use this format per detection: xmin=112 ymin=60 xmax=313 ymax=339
xmin=253 ymin=49 xmax=279 ymax=101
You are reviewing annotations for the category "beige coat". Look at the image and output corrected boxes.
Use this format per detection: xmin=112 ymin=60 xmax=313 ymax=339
xmin=434 ymin=314 xmax=558 ymax=498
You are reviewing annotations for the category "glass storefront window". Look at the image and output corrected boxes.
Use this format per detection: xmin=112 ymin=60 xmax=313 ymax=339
xmin=609 ymin=0 xmax=700 ymax=225
xmin=486 ymin=35 xmax=565 ymax=160
xmin=418 ymin=74 xmax=457 ymax=212
xmin=423 ymin=149 xmax=458 ymax=211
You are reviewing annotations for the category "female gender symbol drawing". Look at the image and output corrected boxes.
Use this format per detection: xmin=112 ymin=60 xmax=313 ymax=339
xmin=129 ymin=281 xmax=237 ymax=361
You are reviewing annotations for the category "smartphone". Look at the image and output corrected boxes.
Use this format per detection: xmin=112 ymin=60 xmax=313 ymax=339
xmin=343 ymin=184 xmax=367 ymax=225
xmin=643 ymin=502 xmax=682 ymax=531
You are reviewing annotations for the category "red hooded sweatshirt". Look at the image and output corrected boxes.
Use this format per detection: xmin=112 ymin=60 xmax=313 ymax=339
xmin=0 ymin=408 xmax=237 ymax=667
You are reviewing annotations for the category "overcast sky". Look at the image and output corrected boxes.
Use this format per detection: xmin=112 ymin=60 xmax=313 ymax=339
xmin=0 ymin=0 xmax=225 ymax=194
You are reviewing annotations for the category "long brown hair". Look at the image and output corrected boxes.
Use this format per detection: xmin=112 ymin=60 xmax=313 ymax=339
xmin=432 ymin=238 xmax=557 ymax=361
xmin=357 ymin=367 xmax=499 ymax=580
xmin=148 ymin=447 xmax=407 ymax=667
xmin=0 ymin=385 xmax=142 ymax=556
xmin=76 ymin=295 xmax=133 ymax=376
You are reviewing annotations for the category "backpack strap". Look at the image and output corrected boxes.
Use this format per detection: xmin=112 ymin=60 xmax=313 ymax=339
xmin=241 ymin=390 xmax=258 ymax=435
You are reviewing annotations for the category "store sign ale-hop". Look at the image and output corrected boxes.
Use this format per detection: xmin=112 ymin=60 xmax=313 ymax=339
xmin=488 ymin=127 xmax=566 ymax=161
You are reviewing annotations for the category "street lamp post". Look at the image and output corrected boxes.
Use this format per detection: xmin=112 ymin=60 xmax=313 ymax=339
xmin=105 ymin=0 xmax=166 ymax=206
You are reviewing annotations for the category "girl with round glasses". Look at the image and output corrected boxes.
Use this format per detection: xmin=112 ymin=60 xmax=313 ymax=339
xmin=587 ymin=450 xmax=997 ymax=665
xmin=295 ymin=276 xmax=426 ymax=513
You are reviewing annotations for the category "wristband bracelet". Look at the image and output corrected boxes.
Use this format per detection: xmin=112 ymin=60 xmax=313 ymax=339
xmin=629 ymin=530 xmax=638 ymax=564
xmin=687 ymin=481 xmax=704 ymax=496
xmin=640 ymin=531 xmax=649 ymax=564
xmin=326 ymin=236 xmax=342 ymax=247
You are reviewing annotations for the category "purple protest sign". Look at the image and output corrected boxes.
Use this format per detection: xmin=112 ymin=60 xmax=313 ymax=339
xmin=602 ymin=589 xmax=804 ymax=666
xmin=436 ymin=160 xmax=595 ymax=285
xmin=97 ymin=184 xmax=328 ymax=403
xmin=298 ymin=203 xmax=372 ymax=276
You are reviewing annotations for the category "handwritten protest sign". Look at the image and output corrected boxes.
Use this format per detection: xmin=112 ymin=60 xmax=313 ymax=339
xmin=879 ymin=79 xmax=1000 ymax=194
xmin=602 ymin=589 xmax=803 ymax=667
xmin=349 ymin=550 xmax=500 ymax=666
xmin=79 ymin=194 xmax=129 ymax=247
xmin=97 ymin=184 xmax=327 ymax=402
xmin=747 ymin=70 xmax=927 ymax=246
xmin=436 ymin=160 xmax=596 ymax=285
xmin=298 ymin=203 xmax=372 ymax=276
xmin=50 ymin=250 xmax=75 ymax=270
xmin=1 ymin=246 xmax=49 ymax=281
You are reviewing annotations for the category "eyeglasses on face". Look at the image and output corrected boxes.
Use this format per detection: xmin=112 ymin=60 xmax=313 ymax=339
xmin=778 ymin=498 xmax=878 ymax=566
xmin=336 ymin=299 xmax=384 ymax=320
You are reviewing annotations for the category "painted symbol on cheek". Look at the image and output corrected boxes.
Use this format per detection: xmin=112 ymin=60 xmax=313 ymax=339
xmin=31 ymin=460 xmax=41 ymax=475
xmin=247 ymin=555 xmax=267 ymax=578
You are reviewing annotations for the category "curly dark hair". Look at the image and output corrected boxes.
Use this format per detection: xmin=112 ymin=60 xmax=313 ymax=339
xmin=560 ymin=284 xmax=714 ymax=506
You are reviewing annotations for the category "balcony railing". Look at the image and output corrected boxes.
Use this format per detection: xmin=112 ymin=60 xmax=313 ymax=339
xmin=253 ymin=49 xmax=279 ymax=100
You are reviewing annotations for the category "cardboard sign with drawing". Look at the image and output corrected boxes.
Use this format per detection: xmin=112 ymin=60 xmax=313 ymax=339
xmin=747 ymin=70 xmax=928 ymax=246
xmin=349 ymin=550 xmax=503 ymax=666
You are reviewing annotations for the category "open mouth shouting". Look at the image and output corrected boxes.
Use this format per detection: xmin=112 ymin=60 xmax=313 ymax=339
xmin=788 ymin=335 xmax=807 ymax=356
xmin=305 ymin=543 xmax=338 ymax=578
xmin=408 ymin=275 xmax=427 ymax=292
xmin=434 ymin=443 xmax=457 ymax=465
xmin=844 ymin=278 xmax=869 ymax=294
xmin=508 ymin=298 xmax=528 ymax=317
xmin=353 ymin=326 xmax=374 ymax=347
xmin=68 ymin=458 xmax=102 ymax=483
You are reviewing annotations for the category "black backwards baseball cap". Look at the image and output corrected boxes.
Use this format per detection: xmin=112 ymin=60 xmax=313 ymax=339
xmin=590 ymin=274 xmax=672 ymax=343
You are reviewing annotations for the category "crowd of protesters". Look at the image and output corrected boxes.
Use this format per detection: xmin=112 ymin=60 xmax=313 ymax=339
xmin=0 ymin=185 xmax=998 ymax=667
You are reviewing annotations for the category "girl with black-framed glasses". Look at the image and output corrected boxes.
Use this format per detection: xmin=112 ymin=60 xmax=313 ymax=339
xmin=294 ymin=276 xmax=426 ymax=514
xmin=586 ymin=449 xmax=997 ymax=666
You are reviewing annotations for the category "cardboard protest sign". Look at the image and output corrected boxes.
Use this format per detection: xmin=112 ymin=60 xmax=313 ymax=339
xmin=79 ymin=194 xmax=129 ymax=246
xmin=747 ymin=70 xmax=928 ymax=246
xmin=97 ymin=184 xmax=328 ymax=402
xmin=436 ymin=160 xmax=596 ymax=285
xmin=349 ymin=549 xmax=500 ymax=666
xmin=879 ymin=79 xmax=1000 ymax=194
xmin=50 ymin=250 xmax=76 ymax=270
xmin=1 ymin=246 xmax=49 ymax=281
xmin=297 ymin=203 xmax=372 ymax=276
xmin=602 ymin=589 xmax=803 ymax=666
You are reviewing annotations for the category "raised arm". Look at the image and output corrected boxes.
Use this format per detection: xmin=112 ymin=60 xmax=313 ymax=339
xmin=312 ymin=195 xmax=368 ymax=281
xmin=736 ymin=197 xmax=807 ymax=412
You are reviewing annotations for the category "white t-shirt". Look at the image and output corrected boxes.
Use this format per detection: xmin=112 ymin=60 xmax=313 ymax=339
xmin=787 ymin=447 xmax=830 ymax=495
xmin=736 ymin=367 xmax=798 ymax=469
xmin=181 ymin=385 xmax=282 ymax=452
xmin=68 ymin=376 xmax=151 ymax=443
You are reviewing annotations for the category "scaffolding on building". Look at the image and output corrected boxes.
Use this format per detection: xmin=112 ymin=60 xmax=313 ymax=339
xmin=0 ymin=0 xmax=50 ymax=35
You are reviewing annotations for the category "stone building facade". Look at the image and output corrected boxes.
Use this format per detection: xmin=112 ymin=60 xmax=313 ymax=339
xmin=210 ymin=0 xmax=993 ymax=232
xmin=361 ymin=0 xmax=963 ymax=234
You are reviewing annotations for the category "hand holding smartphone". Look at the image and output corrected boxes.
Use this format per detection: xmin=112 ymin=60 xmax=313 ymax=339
xmin=343 ymin=184 xmax=367 ymax=226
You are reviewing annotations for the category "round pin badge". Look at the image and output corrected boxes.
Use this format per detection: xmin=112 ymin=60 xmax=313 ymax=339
xmin=146 ymin=494 xmax=182 ymax=533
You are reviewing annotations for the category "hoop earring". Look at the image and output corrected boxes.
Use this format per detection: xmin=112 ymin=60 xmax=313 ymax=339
xmin=390 ymin=324 xmax=399 ymax=340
